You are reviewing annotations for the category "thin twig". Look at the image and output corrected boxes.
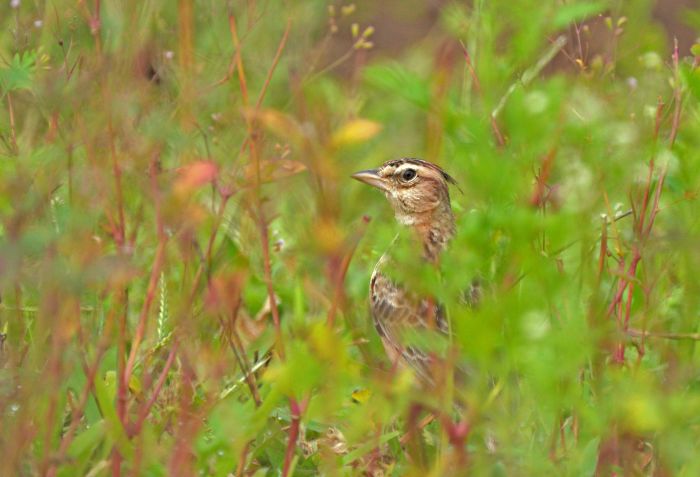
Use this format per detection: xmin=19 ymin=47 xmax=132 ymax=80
xmin=124 ymin=241 xmax=167 ymax=385
xmin=219 ymin=356 xmax=271 ymax=400
xmin=606 ymin=251 xmax=641 ymax=319
xmin=491 ymin=35 xmax=567 ymax=120
xmin=236 ymin=441 xmax=252 ymax=477
xmin=229 ymin=14 xmax=249 ymax=105
xmin=627 ymin=329 xmax=700 ymax=341
xmin=106 ymin=104 xmax=125 ymax=247
xmin=530 ymin=147 xmax=558 ymax=207
xmin=6 ymin=93 xmax=18 ymax=154
xmin=668 ymin=38 xmax=682 ymax=148
xmin=596 ymin=217 xmax=608 ymax=281
xmin=130 ymin=342 xmax=179 ymax=436
xmin=458 ymin=41 xmax=505 ymax=147
xmin=114 ymin=288 xmax=128 ymax=477
xmin=217 ymin=313 xmax=262 ymax=406
xmin=255 ymin=20 xmax=291 ymax=110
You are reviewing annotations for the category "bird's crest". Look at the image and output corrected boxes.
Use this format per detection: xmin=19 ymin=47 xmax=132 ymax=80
xmin=385 ymin=158 xmax=463 ymax=194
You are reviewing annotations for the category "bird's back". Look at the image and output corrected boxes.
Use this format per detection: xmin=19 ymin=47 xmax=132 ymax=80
xmin=369 ymin=259 xmax=448 ymax=384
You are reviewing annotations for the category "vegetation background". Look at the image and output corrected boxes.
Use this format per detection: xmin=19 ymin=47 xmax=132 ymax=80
xmin=1 ymin=0 xmax=699 ymax=475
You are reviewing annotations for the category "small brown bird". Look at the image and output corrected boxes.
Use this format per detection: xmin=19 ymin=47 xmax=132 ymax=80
xmin=352 ymin=158 xmax=460 ymax=384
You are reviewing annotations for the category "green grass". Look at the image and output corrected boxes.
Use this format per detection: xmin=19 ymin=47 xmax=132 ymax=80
xmin=1 ymin=0 xmax=699 ymax=475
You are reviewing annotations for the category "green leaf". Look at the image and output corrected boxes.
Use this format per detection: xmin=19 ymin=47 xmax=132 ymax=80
xmin=552 ymin=2 xmax=608 ymax=28
xmin=363 ymin=64 xmax=431 ymax=109
xmin=262 ymin=341 xmax=324 ymax=396
xmin=681 ymin=63 xmax=700 ymax=99
xmin=0 ymin=51 xmax=38 ymax=92
xmin=67 ymin=420 xmax=106 ymax=459
xmin=93 ymin=372 xmax=133 ymax=460
xmin=578 ymin=437 xmax=601 ymax=477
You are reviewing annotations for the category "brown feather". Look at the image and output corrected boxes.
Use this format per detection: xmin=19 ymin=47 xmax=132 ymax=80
xmin=354 ymin=158 xmax=458 ymax=384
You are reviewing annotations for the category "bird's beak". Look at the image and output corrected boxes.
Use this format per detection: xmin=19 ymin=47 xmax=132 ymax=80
xmin=351 ymin=169 xmax=388 ymax=192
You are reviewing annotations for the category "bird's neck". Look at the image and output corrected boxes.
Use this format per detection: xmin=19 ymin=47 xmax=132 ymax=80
xmin=410 ymin=201 xmax=455 ymax=263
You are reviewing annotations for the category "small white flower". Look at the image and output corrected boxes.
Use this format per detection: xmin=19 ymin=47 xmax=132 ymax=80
xmin=522 ymin=311 xmax=550 ymax=340
xmin=164 ymin=50 xmax=174 ymax=60
xmin=34 ymin=19 xmax=43 ymax=28
xmin=10 ymin=0 xmax=20 ymax=8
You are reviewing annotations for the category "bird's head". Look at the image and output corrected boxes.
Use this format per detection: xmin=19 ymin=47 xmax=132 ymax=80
xmin=351 ymin=158 xmax=460 ymax=227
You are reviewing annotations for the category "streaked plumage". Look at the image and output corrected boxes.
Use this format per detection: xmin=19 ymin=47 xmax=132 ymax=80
xmin=352 ymin=158 xmax=459 ymax=384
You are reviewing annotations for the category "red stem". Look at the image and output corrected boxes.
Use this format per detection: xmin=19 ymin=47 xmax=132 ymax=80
xmin=530 ymin=147 xmax=557 ymax=207
xmin=637 ymin=98 xmax=664 ymax=234
xmin=113 ymin=287 xmax=128 ymax=477
xmin=124 ymin=159 xmax=169 ymax=388
xmin=606 ymin=38 xmax=684 ymax=366
xmin=282 ymin=398 xmax=307 ymax=477
xmin=130 ymin=342 xmax=178 ymax=437
xmin=327 ymin=217 xmax=370 ymax=327
xmin=124 ymin=240 xmax=167 ymax=385
xmin=46 ymin=337 xmax=110 ymax=477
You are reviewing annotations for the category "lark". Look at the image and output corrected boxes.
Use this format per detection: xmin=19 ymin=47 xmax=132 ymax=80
xmin=352 ymin=158 xmax=461 ymax=384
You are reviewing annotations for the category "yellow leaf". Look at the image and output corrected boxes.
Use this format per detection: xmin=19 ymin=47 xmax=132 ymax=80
xmin=128 ymin=374 xmax=143 ymax=398
xmin=332 ymin=119 xmax=382 ymax=147
xmin=623 ymin=394 xmax=663 ymax=432
xmin=351 ymin=387 xmax=371 ymax=404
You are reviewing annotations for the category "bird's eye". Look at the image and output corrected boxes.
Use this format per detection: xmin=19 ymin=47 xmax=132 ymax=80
xmin=400 ymin=168 xmax=417 ymax=182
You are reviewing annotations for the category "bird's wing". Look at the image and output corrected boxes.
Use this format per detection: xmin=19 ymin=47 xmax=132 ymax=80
xmin=370 ymin=272 xmax=448 ymax=384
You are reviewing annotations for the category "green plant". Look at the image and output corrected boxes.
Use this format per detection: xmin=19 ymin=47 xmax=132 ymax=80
xmin=0 ymin=0 xmax=699 ymax=475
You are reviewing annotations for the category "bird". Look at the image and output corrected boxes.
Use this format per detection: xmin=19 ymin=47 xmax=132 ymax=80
xmin=352 ymin=158 xmax=462 ymax=385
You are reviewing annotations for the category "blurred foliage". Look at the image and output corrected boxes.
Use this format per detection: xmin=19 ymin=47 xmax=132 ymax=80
xmin=0 ymin=0 xmax=699 ymax=475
